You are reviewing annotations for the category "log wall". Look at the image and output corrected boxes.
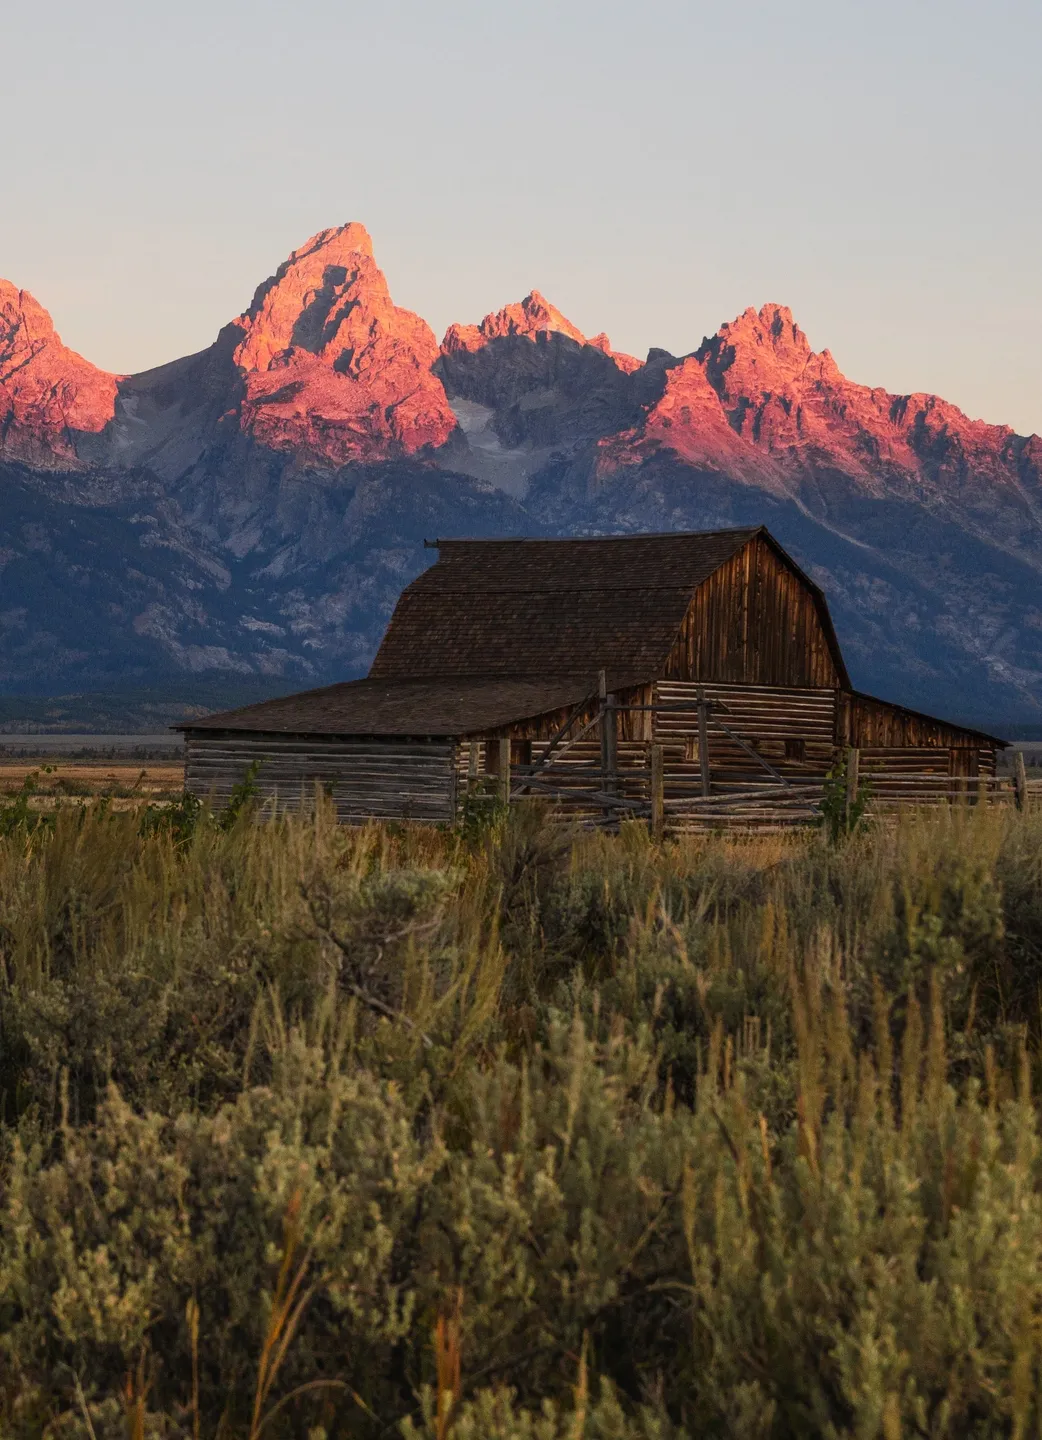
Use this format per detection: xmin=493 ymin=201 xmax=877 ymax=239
xmin=471 ymin=681 xmax=1007 ymax=830
xmin=184 ymin=732 xmax=457 ymax=823
xmin=653 ymin=681 xmax=837 ymax=782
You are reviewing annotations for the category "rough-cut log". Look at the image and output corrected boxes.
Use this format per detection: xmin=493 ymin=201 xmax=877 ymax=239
xmin=185 ymin=733 xmax=456 ymax=823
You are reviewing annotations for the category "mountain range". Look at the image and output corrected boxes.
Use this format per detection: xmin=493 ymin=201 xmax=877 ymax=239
xmin=2 ymin=221 xmax=1040 ymax=729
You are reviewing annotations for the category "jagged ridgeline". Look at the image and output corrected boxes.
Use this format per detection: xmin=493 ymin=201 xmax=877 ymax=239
xmin=2 ymin=801 xmax=1042 ymax=1434
xmin=2 ymin=225 xmax=1041 ymax=726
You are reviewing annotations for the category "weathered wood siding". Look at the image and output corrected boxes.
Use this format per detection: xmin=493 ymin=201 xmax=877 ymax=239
xmin=856 ymin=745 xmax=1005 ymax=808
xmin=480 ymin=685 xmax=655 ymax=745
xmin=453 ymin=682 xmax=838 ymax=829
xmin=839 ymin=691 xmax=995 ymax=752
xmin=836 ymin=692 xmax=1000 ymax=803
xmin=855 ymin=747 xmax=996 ymax=778
xmin=663 ymin=536 xmax=842 ymax=687
xmin=184 ymin=732 xmax=457 ymax=823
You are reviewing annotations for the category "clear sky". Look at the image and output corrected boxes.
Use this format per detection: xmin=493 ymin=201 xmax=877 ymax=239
xmin=4 ymin=0 xmax=1040 ymax=434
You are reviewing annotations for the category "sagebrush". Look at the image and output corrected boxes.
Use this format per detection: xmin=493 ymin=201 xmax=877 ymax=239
xmin=1 ymin=796 xmax=1042 ymax=1437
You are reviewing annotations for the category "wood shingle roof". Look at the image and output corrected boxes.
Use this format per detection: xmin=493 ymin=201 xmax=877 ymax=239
xmin=369 ymin=528 xmax=760 ymax=680
xmin=176 ymin=677 xmax=595 ymax=738
xmin=179 ymin=527 xmax=846 ymax=739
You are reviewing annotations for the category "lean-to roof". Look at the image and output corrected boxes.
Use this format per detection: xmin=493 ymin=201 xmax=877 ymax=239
xmin=176 ymin=676 xmax=601 ymax=738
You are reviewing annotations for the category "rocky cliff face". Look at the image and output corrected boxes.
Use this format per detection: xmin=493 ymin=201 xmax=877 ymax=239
xmin=0 ymin=281 xmax=119 ymax=469
xmin=626 ymin=304 xmax=1042 ymax=526
xmin=231 ymin=224 xmax=457 ymax=465
xmin=437 ymin=290 xmax=647 ymax=464
xmin=1 ymin=230 xmax=1040 ymax=726
xmin=5 ymin=224 xmax=458 ymax=478
xmin=443 ymin=296 xmax=1042 ymax=527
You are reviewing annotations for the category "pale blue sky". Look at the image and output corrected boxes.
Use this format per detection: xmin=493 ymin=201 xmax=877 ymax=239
xmin=4 ymin=0 xmax=1040 ymax=433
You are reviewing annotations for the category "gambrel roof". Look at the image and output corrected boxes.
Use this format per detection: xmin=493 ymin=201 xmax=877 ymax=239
xmin=370 ymin=526 xmax=848 ymax=684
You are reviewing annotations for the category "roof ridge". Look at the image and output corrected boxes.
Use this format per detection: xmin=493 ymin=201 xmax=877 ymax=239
xmin=411 ymin=583 xmax=701 ymax=592
xmin=429 ymin=526 xmax=761 ymax=546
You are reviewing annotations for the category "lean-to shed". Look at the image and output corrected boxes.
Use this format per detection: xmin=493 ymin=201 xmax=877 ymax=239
xmin=178 ymin=527 xmax=1005 ymax=826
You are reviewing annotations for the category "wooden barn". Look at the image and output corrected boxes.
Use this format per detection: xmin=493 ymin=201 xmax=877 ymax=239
xmin=177 ymin=527 xmax=1007 ymax=829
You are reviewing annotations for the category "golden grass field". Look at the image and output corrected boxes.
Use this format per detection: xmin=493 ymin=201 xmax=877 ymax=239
xmin=0 ymin=757 xmax=184 ymax=804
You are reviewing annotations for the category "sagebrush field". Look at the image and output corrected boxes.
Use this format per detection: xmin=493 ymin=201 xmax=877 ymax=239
xmin=2 ymin=792 xmax=1042 ymax=1438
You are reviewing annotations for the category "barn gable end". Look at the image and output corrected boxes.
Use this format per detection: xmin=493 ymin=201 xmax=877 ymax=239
xmin=663 ymin=533 xmax=847 ymax=688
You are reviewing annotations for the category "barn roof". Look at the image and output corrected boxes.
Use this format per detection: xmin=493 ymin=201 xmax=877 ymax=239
xmin=369 ymin=527 xmax=765 ymax=682
xmin=368 ymin=526 xmax=850 ymax=689
xmin=176 ymin=676 xmax=602 ymax=738
xmin=181 ymin=527 xmax=855 ymax=738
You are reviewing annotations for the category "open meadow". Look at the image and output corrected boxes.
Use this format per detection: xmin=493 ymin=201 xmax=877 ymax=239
xmin=2 ymin=790 xmax=1042 ymax=1438
xmin=0 ymin=759 xmax=184 ymax=808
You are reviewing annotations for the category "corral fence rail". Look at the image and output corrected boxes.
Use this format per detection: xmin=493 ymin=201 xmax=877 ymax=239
xmin=462 ymin=674 xmax=1037 ymax=834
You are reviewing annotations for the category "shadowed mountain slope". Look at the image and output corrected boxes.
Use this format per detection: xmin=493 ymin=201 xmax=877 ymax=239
xmin=1 ymin=229 xmax=1039 ymax=727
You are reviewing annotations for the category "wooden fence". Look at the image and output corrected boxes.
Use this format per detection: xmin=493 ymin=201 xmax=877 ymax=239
xmin=461 ymin=678 xmax=1036 ymax=835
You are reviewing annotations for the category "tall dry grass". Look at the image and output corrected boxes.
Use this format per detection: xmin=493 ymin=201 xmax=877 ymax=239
xmin=1 ymin=795 xmax=1042 ymax=1436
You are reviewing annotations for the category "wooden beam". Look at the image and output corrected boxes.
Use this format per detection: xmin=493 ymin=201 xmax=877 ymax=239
xmin=709 ymin=716 xmax=787 ymax=784
xmin=650 ymin=743 xmax=664 ymax=842
xmin=696 ymin=686 xmax=711 ymax=799
xmin=598 ymin=669 xmax=617 ymax=812
xmin=1015 ymin=750 xmax=1029 ymax=811
xmin=845 ymin=747 xmax=860 ymax=823
xmin=603 ymin=695 xmax=618 ymax=798
xmin=510 ymin=711 xmax=603 ymax=794
xmin=524 ymin=692 xmax=595 ymax=771
xmin=498 ymin=737 xmax=511 ymax=806
xmin=518 ymin=774 xmax=647 ymax=811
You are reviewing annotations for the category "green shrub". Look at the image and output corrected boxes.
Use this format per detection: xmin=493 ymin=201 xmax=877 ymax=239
xmin=0 ymin=801 xmax=1040 ymax=1436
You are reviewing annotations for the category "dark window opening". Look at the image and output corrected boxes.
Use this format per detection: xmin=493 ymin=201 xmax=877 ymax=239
xmin=785 ymin=738 xmax=806 ymax=761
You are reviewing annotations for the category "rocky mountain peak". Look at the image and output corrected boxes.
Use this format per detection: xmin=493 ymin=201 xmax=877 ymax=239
xmin=225 ymin=222 xmax=457 ymax=464
xmin=587 ymin=332 xmax=643 ymax=375
xmin=696 ymin=302 xmax=821 ymax=404
xmin=442 ymin=289 xmax=587 ymax=355
xmin=441 ymin=291 xmax=640 ymax=373
xmin=0 ymin=224 xmax=458 ymax=472
xmin=0 ymin=280 xmax=119 ymax=467
xmin=235 ymin=223 xmax=382 ymax=370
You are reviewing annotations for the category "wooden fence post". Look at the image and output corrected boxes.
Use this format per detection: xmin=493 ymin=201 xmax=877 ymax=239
xmin=650 ymin=743 xmax=664 ymax=842
xmin=845 ymin=746 xmax=860 ymax=823
xmin=696 ymin=686 xmax=711 ymax=799
xmin=467 ymin=740 xmax=478 ymax=788
xmin=599 ymin=669 xmax=618 ymax=801
xmin=498 ymin=737 xmax=511 ymax=806
xmin=604 ymin=697 xmax=618 ymax=797
xmin=1015 ymin=750 xmax=1028 ymax=812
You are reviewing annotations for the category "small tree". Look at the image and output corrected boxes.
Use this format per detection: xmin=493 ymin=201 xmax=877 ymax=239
xmin=819 ymin=749 xmax=872 ymax=840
